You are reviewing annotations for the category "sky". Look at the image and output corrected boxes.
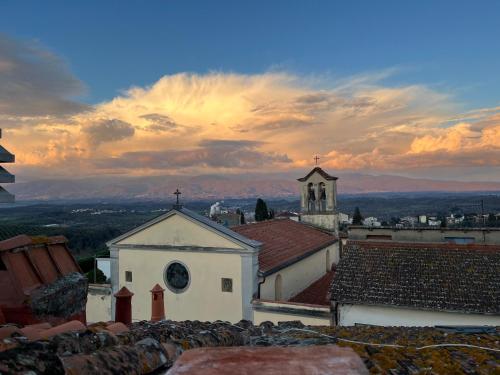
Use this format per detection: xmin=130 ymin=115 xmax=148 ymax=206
xmin=1 ymin=0 xmax=499 ymax=182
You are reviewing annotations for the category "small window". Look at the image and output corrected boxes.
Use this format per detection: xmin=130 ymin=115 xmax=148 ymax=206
xmin=221 ymin=278 xmax=233 ymax=292
xmin=125 ymin=271 xmax=132 ymax=282
xmin=0 ymin=258 xmax=6 ymax=271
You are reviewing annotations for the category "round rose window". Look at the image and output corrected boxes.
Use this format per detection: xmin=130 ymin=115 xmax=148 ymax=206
xmin=164 ymin=261 xmax=190 ymax=293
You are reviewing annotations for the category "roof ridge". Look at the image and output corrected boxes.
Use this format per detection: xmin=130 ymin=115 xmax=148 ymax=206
xmin=297 ymin=167 xmax=338 ymax=182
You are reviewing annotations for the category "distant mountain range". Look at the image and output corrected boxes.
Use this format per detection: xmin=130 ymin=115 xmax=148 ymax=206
xmin=7 ymin=172 xmax=500 ymax=202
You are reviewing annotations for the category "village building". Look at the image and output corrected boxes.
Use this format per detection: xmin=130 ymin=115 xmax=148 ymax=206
xmin=0 ymin=129 xmax=15 ymax=203
xmin=348 ymin=226 xmax=500 ymax=244
xmin=331 ymin=240 xmax=500 ymax=326
xmin=95 ymin=167 xmax=340 ymax=323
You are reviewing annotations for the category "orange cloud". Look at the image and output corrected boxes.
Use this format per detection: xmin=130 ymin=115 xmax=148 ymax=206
xmin=2 ymin=64 xmax=499 ymax=179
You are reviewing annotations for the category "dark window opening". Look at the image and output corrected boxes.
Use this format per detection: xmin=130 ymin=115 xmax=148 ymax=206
xmin=221 ymin=278 xmax=233 ymax=292
xmin=366 ymin=234 xmax=392 ymax=240
xmin=125 ymin=271 xmax=132 ymax=282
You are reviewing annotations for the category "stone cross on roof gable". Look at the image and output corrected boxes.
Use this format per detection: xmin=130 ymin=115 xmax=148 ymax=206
xmin=173 ymin=188 xmax=182 ymax=209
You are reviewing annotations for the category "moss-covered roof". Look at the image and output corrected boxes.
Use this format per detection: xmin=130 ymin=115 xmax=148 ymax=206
xmin=331 ymin=240 xmax=500 ymax=314
xmin=0 ymin=320 xmax=498 ymax=374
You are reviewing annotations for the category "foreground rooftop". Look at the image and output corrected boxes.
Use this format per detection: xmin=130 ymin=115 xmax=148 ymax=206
xmin=0 ymin=319 xmax=498 ymax=374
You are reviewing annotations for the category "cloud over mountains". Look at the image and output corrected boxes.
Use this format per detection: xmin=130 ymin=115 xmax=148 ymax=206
xmin=1 ymin=34 xmax=499 ymax=181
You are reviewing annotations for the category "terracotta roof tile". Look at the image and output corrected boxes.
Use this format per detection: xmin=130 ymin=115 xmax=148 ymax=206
xmin=0 ymin=326 xmax=21 ymax=340
xmin=0 ymin=235 xmax=85 ymax=326
xmin=167 ymin=345 xmax=367 ymax=375
xmin=0 ymin=320 xmax=499 ymax=373
xmin=232 ymin=220 xmax=336 ymax=274
xmin=331 ymin=240 xmax=500 ymax=313
xmin=289 ymin=270 xmax=335 ymax=306
xmin=39 ymin=320 xmax=86 ymax=339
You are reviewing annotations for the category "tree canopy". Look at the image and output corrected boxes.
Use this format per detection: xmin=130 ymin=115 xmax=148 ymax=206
xmin=255 ymin=198 xmax=270 ymax=222
xmin=352 ymin=207 xmax=363 ymax=225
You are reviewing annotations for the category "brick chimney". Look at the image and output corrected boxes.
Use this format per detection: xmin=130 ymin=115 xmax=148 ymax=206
xmin=150 ymin=284 xmax=165 ymax=322
xmin=114 ymin=287 xmax=134 ymax=325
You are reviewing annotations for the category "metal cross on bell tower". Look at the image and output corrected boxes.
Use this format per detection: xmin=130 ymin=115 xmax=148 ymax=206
xmin=173 ymin=188 xmax=182 ymax=209
xmin=314 ymin=155 xmax=320 ymax=166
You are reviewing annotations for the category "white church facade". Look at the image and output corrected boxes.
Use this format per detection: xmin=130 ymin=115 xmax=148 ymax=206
xmin=98 ymin=167 xmax=340 ymax=323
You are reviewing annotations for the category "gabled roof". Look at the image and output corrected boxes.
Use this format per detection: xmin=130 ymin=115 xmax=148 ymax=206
xmin=330 ymin=240 xmax=500 ymax=314
xmin=232 ymin=219 xmax=337 ymax=275
xmin=297 ymin=167 xmax=338 ymax=182
xmin=107 ymin=206 xmax=261 ymax=249
xmin=0 ymin=235 xmax=85 ymax=325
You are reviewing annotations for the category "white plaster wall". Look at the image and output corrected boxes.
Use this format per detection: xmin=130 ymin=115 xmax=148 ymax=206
xmin=339 ymin=304 xmax=500 ymax=326
xmin=86 ymin=284 xmax=112 ymax=323
xmin=117 ymin=214 xmax=245 ymax=249
xmin=260 ymin=243 xmax=338 ymax=301
xmin=118 ymin=248 xmax=249 ymax=323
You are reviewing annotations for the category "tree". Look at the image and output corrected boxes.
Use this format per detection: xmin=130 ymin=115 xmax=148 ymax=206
xmin=487 ymin=213 xmax=496 ymax=227
xmin=269 ymin=208 xmax=275 ymax=219
xmin=390 ymin=217 xmax=400 ymax=226
xmin=352 ymin=207 xmax=363 ymax=225
xmin=255 ymin=198 xmax=270 ymax=222
xmin=439 ymin=214 xmax=447 ymax=228
xmin=86 ymin=268 xmax=107 ymax=284
xmin=239 ymin=210 xmax=246 ymax=224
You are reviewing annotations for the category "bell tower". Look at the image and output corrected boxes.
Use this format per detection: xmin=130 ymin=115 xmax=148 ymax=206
xmin=297 ymin=165 xmax=338 ymax=233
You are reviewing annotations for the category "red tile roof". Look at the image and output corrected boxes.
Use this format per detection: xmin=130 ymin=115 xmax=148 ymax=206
xmin=0 ymin=235 xmax=85 ymax=325
xmin=289 ymin=270 xmax=335 ymax=306
xmin=232 ymin=220 xmax=336 ymax=274
xmin=0 ymin=320 xmax=131 ymax=350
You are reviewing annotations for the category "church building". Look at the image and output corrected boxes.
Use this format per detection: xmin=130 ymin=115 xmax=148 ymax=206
xmin=103 ymin=167 xmax=340 ymax=323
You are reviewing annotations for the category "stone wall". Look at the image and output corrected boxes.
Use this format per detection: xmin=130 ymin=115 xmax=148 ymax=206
xmin=252 ymin=300 xmax=331 ymax=326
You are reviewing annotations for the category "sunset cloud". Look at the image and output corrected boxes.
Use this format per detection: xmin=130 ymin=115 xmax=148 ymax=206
xmin=83 ymin=119 xmax=136 ymax=147
xmin=2 ymin=36 xmax=499 ymax=180
xmin=0 ymin=33 xmax=87 ymax=117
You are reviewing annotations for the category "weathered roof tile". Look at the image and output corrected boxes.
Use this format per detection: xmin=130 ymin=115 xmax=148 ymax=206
xmin=331 ymin=240 xmax=500 ymax=314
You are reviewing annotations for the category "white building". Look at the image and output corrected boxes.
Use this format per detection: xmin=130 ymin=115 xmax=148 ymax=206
xmin=338 ymin=212 xmax=350 ymax=224
xmin=0 ymin=129 xmax=15 ymax=203
xmin=89 ymin=167 xmax=340 ymax=324
xmin=428 ymin=218 xmax=442 ymax=227
xmin=331 ymin=240 xmax=500 ymax=326
xmin=400 ymin=216 xmax=418 ymax=227
xmin=362 ymin=217 xmax=381 ymax=227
